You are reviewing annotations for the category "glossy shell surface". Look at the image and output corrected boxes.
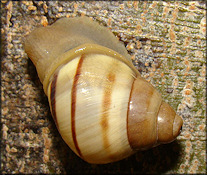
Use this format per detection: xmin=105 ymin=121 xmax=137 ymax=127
xmin=24 ymin=17 xmax=183 ymax=164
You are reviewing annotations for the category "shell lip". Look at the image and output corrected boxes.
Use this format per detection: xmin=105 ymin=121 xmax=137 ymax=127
xmin=43 ymin=43 xmax=140 ymax=95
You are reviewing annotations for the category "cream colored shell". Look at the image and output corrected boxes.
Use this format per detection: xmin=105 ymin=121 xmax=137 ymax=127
xmin=24 ymin=17 xmax=183 ymax=164
xmin=48 ymin=54 xmax=136 ymax=163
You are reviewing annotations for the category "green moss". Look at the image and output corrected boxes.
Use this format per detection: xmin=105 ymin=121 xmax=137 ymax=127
xmin=190 ymin=29 xmax=200 ymax=34
xmin=177 ymin=50 xmax=187 ymax=57
xmin=194 ymin=100 xmax=205 ymax=111
xmin=177 ymin=10 xmax=186 ymax=21
xmin=186 ymin=17 xmax=202 ymax=24
xmin=176 ymin=40 xmax=184 ymax=46
xmin=176 ymin=16 xmax=186 ymax=22
xmin=191 ymin=66 xmax=201 ymax=72
xmin=180 ymin=1 xmax=190 ymax=6
xmin=166 ymin=58 xmax=176 ymax=69
xmin=174 ymin=26 xmax=181 ymax=32
xmin=178 ymin=7 xmax=188 ymax=12
xmin=150 ymin=37 xmax=162 ymax=42
xmin=157 ymin=4 xmax=164 ymax=13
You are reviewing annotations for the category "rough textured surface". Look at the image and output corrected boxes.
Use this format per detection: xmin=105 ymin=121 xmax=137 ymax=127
xmin=1 ymin=1 xmax=206 ymax=174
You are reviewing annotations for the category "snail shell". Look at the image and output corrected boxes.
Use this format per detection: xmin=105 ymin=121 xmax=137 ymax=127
xmin=24 ymin=17 xmax=183 ymax=164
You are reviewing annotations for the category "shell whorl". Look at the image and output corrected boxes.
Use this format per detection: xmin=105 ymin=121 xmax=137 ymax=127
xmin=43 ymin=44 xmax=139 ymax=96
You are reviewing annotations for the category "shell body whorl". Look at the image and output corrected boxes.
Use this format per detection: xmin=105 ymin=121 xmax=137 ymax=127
xmin=24 ymin=16 xmax=183 ymax=164
xmin=48 ymin=53 xmax=136 ymax=163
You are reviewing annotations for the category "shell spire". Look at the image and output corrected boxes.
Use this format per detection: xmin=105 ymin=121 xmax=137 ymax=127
xmin=127 ymin=77 xmax=183 ymax=150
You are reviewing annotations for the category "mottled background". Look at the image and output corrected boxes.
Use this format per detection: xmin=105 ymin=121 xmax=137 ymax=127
xmin=1 ymin=1 xmax=206 ymax=174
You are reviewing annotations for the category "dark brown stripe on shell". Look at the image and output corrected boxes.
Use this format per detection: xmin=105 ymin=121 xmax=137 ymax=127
xmin=50 ymin=72 xmax=58 ymax=128
xmin=71 ymin=55 xmax=85 ymax=158
xmin=101 ymin=73 xmax=116 ymax=151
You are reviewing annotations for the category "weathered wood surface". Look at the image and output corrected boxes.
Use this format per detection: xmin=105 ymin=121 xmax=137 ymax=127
xmin=1 ymin=1 xmax=206 ymax=174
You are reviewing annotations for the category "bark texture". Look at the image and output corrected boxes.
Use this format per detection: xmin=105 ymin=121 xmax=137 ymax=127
xmin=1 ymin=1 xmax=206 ymax=174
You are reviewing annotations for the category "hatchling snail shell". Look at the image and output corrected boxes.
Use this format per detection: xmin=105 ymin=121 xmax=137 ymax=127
xmin=24 ymin=16 xmax=183 ymax=164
